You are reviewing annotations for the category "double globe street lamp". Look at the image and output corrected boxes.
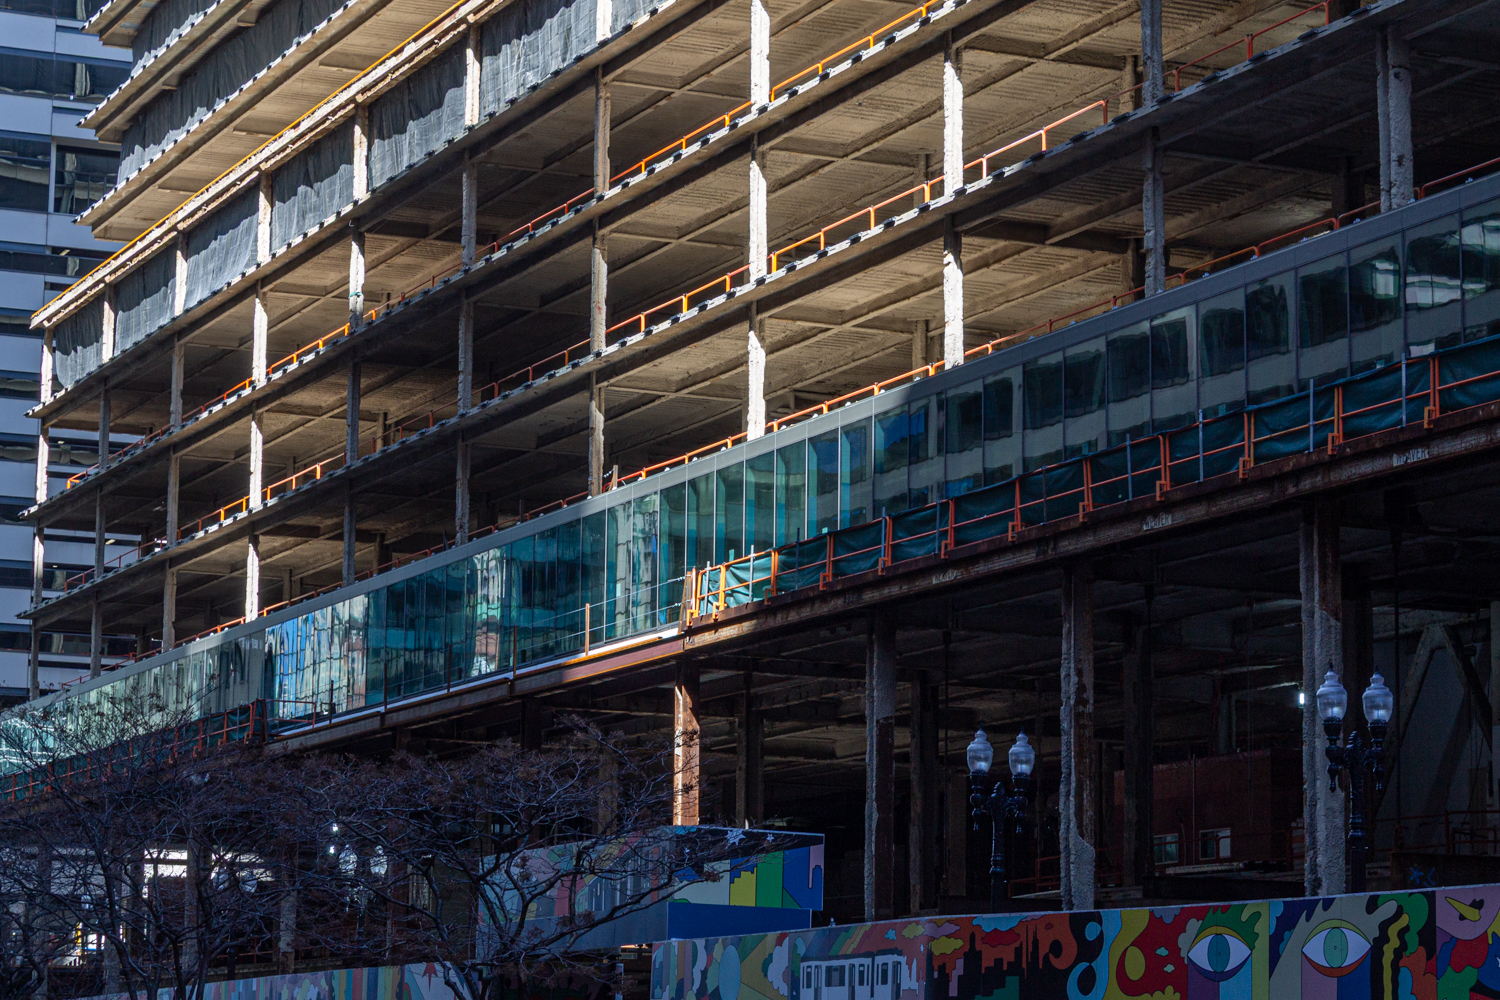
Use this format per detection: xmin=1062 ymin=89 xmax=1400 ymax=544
xmin=966 ymin=729 xmax=1035 ymax=911
xmin=1315 ymin=668 xmax=1395 ymax=893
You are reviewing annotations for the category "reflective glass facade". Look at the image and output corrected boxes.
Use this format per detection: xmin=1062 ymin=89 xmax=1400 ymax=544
xmin=11 ymin=172 xmax=1500 ymax=758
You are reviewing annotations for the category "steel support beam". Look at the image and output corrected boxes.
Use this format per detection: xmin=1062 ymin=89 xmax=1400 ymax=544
xmin=674 ymin=661 xmax=701 ymax=825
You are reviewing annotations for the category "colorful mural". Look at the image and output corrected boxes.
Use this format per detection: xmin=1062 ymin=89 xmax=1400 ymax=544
xmin=650 ymin=885 xmax=1500 ymax=1000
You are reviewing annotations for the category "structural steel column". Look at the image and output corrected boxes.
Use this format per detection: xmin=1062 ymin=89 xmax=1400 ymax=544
xmin=1121 ymin=603 xmax=1154 ymax=888
xmin=169 ymin=340 xmax=185 ymax=428
xmin=1374 ymin=30 xmax=1410 ymax=209
xmin=909 ymin=666 xmax=940 ymax=912
xmin=941 ymin=34 xmax=964 ymax=368
xmin=589 ymin=374 xmax=605 ymax=496
xmin=1300 ymin=501 xmax=1345 ymax=896
xmin=736 ymin=673 xmax=764 ymax=826
xmin=1059 ymin=562 xmax=1096 ymax=911
xmin=674 ymin=662 xmax=701 ymax=825
xmin=865 ymin=614 xmax=896 ymax=920
xmin=349 ymin=228 xmax=366 ymax=327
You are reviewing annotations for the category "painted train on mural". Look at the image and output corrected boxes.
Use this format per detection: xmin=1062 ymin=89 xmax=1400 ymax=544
xmin=652 ymin=886 xmax=1500 ymax=1000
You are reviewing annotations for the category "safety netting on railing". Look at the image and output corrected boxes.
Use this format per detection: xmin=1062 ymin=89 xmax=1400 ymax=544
xmin=687 ymin=335 xmax=1500 ymax=619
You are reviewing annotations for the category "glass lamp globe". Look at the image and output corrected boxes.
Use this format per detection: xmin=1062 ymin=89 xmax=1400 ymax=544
xmin=1315 ymin=668 xmax=1348 ymax=724
xmin=967 ymin=729 xmax=994 ymax=775
xmin=1009 ymin=732 xmax=1036 ymax=777
xmin=1362 ymin=673 xmax=1394 ymax=725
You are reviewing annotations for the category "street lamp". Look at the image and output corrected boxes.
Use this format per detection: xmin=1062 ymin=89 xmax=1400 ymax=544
xmin=1317 ymin=668 xmax=1394 ymax=893
xmin=967 ymin=729 xmax=1035 ymax=911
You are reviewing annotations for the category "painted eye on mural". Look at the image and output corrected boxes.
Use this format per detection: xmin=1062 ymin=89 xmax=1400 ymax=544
xmin=1185 ymin=930 xmax=1252 ymax=980
xmin=1301 ymin=922 xmax=1372 ymax=977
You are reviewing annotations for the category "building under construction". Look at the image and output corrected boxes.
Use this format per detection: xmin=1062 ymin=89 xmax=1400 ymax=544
xmin=18 ymin=0 xmax=1500 ymax=917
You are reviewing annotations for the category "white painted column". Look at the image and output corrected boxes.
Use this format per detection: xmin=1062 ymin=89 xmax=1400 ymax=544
xmin=249 ymin=410 xmax=264 ymax=510
xmin=750 ymin=0 xmax=769 ymax=106
xmin=1301 ymin=501 xmax=1346 ymax=896
xmin=39 ymin=328 xmax=53 ymax=404
xmin=100 ymin=287 xmax=116 ymax=363
xmin=252 ymin=286 xmax=269 ymax=385
xmin=247 ymin=281 xmax=268 ymax=626
xmin=746 ymin=0 xmax=770 ymax=445
xmin=941 ymin=34 xmax=964 ymax=367
xmin=1059 ymin=562 xmax=1096 ymax=911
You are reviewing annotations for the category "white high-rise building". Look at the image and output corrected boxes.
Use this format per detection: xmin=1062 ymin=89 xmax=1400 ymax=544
xmin=0 ymin=0 xmax=126 ymax=702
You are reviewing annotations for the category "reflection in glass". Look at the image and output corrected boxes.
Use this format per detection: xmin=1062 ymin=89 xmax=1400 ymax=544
xmin=809 ymin=430 xmax=840 ymax=535
xmin=1407 ymin=214 xmax=1463 ymax=350
xmin=1064 ymin=341 xmax=1106 ymax=458
xmin=840 ymin=419 xmax=871 ymax=527
xmin=746 ymin=452 xmax=776 ymax=555
xmin=874 ymin=405 xmax=909 ymax=516
xmin=946 ymin=381 xmax=983 ymax=496
xmin=715 ymin=464 xmax=744 ymax=562
xmin=1151 ymin=309 xmax=1196 ymax=432
xmin=1107 ymin=323 xmax=1150 ymax=445
xmin=1349 ymin=238 xmax=1402 ymax=372
xmin=1462 ymin=200 xmax=1500 ymax=340
xmin=1247 ymin=272 xmax=1295 ymax=402
xmin=1199 ymin=289 xmax=1245 ymax=416
xmin=907 ymin=397 xmax=940 ymax=508
xmin=686 ymin=475 xmax=713 ymax=572
xmin=1298 ymin=256 xmax=1349 ymax=388
xmin=775 ymin=441 xmax=806 ymax=545
xmin=982 ymin=372 xmax=1019 ymax=483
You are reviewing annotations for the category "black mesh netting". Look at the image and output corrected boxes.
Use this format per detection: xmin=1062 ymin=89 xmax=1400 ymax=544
xmin=271 ymin=120 xmax=354 ymax=251
xmin=184 ymin=188 xmax=258 ymax=310
xmin=368 ymin=45 xmax=466 ymax=189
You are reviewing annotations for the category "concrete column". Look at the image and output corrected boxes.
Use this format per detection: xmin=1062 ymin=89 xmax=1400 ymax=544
xmin=248 ymin=410 xmax=264 ymax=510
xmin=750 ymin=0 xmax=769 ymax=105
xmin=941 ymin=35 xmax=964 ymax=368
xmin=33 ymin=421 xmax=48 ymax=507
xmin=345 ymin=362 xmax=361 ymax=466
xmin=256 ymin=173 xmax=273 ymax=265
xmin=100 ymin=287 xmax=116 ymax=363
xmin=464 ymin=24 xmax=481 ymax=127
xmin=1376 ymin=38 xmax=1391 ymax=213
xmin=352 ymin=105 xmax=370 ymax=202
xmin=1300 ymin=501 xmax=1345 ymax=896
xmin=748 ymin=137 xmax=768 ymax=279
xmin=173 ymin=236 xmax=187 ymax=317
xmin=674 ymin=662 xmax=701 ymax=825
xmin=169 ymin=340 xmax=185 ymax=428
xmin=908 ymin=666 xmax=940 ymax=912
xmin=736 ymin=673 xmax=764 ymax=825
xmin=595 ymin=0 xmax=611 ymax=41
xmin=39 ymin=328 xmax=53 ymax=404
xmin=244 ymin=533 xmax=260 ymax=621
xmin=1142 ymin=130 xmax=1166 ymax=296
xmin=89 ymin=596 xmax=102 ymax=679
xmin=746 ymin=304 xmax=766 ymax=440
xmin=911 ymin=320 xmax=927 ymax=370
xmin=97 ymin=388 xmax=110 ymax=473
xmin=865 ymin=614 xmax=896 ymax=920
xmin=162 ymin=567 xmax=177 ymax=649
xmin=588 ymin=374 xmax=605 ymax=496
xmin=342 ymin=487 xmax=356 ymax=587
xmin=349 ymin=229 xmax=366 ymax=328
xmin=93 ymin=489 xmax=105 ymax=577
xmin=1119 ymin=55 xmax=1141 ymax=113
xmin=1059 ymin=562 xmax=1096 ymax=911
xmin=1382 ymin=29 xmax=1413 ymax=210
xmin=28 ymin=524 xmax=43 ymax=697
xmin=252 ymin=287 xmax=269 ymax=385
xmin=455 ymin=440 xmax=471 ymax=545
xmin=1141 ymin=0 xmax=1163 ymax=105
xmin=591 ymin=74 xmax=609 ymax=350
xmin=1121 ymin=606 xmax=1154 ymax=887
xmin=457 ymin=296 xmax=473 ymax=413
xmin=461 ymin=156 xmax=478 ymax=268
